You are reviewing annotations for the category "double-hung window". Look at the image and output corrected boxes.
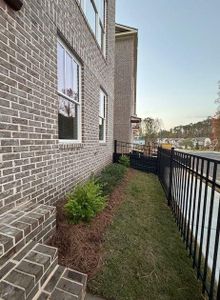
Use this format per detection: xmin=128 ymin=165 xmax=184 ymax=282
xmin=57 ymin=39 xmax=81 ymax=142
xmin=99 ymin=90 xmax=106 ymax=142
xmin=78 ymin=0 xmax=107 ymax=54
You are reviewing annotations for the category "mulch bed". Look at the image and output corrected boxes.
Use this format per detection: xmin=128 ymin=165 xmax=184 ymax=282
xmin=48 ymin=168 xmax=135 ymax=278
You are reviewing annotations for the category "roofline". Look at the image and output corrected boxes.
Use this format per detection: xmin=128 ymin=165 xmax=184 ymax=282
xmin=116 ymin=23 xmax=138 ymax=32
xmin=115 ymin=23 xmax=138 ymax=37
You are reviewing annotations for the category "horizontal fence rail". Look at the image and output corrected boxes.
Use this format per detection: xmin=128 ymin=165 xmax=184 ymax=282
xmin=114 ymin=140 xmax=158 ymax=156
xmin=113 ymin=140 xmax=158 ymax=173
xmin=158 ymin=148 xmax=220 ymax=300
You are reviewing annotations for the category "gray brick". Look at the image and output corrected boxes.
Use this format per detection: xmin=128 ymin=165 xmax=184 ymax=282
xmin=5 ymin=270 xmax=35 ymax=296
xmin=0 ymin=214 xmax=16 ymax=224
xmin=26 ymin=212 xmax=44 ymax=223
xmin=13 ymin=241 xmax=37 ymax=262
xmin=26 ymin=284 xmax=40 ymax=300
xmin=10 ymin=221 xmax=31 ymax=236
xmin=0 ymin=261 xmax=16 ymax=280
xmin=34 ymin=244 xmax=57 ymax=260
xmin=0 ymin=225 xmax=23 ymax=243
xmin=0 ymin=244 xmax=3 ymax=256
xmin=40 ymin=257 xmax=58 ymax=287
xmin=18 ymin=216 xmax=38 ymax=230
xmin=25 ymin=224 xmax=43 ymax=242
xmin=51 ymin=288 xmax=78 ymax=300
xmin=0 ymin=234 xmax=14 ymax=253
xmin=36 ymin=292 xmax=50 ymax=300
xmin=0 ymin=281 xmax=25 ymax=300
xmin=63 ymin=269 xmax=87 ymax=286
xmin=42 ymin=228 xmax=56 ymax=244
xmin=44 ymin=266 xmax=65 ymax=293
xmin=25 ymin=251 xmax=51 ymax=271
xmin=57 ymin=278 xmax=83 ymax=298
xmin=1 ymin=139 xmax=19 ymax=147
xmin=16 ymin=260 xmax=43 ymax=282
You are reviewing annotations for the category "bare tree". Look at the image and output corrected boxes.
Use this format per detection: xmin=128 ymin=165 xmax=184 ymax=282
xmin=141 ymin=117 xmax=161 ymax=144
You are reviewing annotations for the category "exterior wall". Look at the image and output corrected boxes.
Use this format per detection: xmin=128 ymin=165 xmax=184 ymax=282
xmin=0 ymin=0 xmax=115 ymax=215
xmin=114 ymin=34 xmax=136 ymax=143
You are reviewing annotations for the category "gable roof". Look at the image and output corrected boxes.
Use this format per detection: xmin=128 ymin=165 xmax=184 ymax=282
xmin=115 ymin=23 xmax=138 ymax=36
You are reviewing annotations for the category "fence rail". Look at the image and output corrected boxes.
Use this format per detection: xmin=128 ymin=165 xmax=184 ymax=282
xmin=158 ymin=148 xmax=220 ymax=300
xmin=113 ymin=140 xmax=158 ymax=173
xmin=114 ymin=140 xmax=158 ymax=156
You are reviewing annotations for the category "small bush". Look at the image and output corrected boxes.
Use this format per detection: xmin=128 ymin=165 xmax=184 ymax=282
xmin=65 ymin=179 xmax=106 ymax=224
xmin=118 ymin=155 xmax=130 ymax=168
xmin=97 ymin=164 xmax=127 ymax=195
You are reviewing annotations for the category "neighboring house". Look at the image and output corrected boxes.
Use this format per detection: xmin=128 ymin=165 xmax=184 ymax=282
xmin=204 ymin=138 xmax=211 ymax=147
xmin=114 ymin=24 xmax=141 ymax=144
xmin=0 ymin=0 xmax=115 ymax=298
xmin=192 ymin=137 xmax=212 ymax=148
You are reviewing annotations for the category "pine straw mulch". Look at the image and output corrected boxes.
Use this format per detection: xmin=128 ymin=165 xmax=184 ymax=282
xmin=48 ymin=168 xmax=135 ymax=278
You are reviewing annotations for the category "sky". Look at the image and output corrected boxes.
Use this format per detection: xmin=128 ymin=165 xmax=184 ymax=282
xmin=116 ymin=0 xmax=220 ymax=130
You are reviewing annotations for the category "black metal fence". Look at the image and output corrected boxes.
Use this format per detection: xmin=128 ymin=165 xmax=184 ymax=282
xmin=113 ymin=140 xmax=158 ymax=173
xmin=158 ymin=147 xmax=220 ymax=300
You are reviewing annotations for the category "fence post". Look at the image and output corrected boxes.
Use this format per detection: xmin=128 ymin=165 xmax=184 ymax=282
xmin=157 ymin=147 xmax=161 ymax=176
xmin=114 ymin=140 xmax=117 ymax=154
xmin=113 ymin=140 xmax=117 ymax=163
xmin=168 ymin=147 xmax=174 ymax=206
xmin=217 ymin=274 xmax=220 ymax=300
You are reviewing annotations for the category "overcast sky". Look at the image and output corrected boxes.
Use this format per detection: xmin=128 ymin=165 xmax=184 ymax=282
xmin=116 ymin=0 xmax=220 ymax=129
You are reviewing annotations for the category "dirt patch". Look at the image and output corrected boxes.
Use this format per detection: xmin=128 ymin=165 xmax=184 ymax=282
xmin=48 ymin=168 xmax=134 ymax=278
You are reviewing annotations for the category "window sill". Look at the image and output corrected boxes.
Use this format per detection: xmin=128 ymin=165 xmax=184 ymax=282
xmin=99 ymin=141 xmax=107 ymax=146
xmin=58 ymin=140 xmax=83 ymax=150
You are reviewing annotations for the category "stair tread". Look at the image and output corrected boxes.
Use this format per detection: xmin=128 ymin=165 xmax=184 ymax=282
xmin=0 ymin=242 xmax=87 ymax=300
xmin=0 ymin=202 xmax=56 ymax=262
xmin=38 ymin=265 xmax=87 ymax=300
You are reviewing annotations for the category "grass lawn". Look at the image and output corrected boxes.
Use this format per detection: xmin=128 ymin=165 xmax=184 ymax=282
xmin=89 ymin=170 xmax=203 ymax=300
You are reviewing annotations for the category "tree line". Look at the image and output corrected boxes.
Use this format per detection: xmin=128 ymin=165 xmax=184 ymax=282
xmin=160 ymin=118 xmax=212 ymax=139
xmin=140 ymin=82 xmax=219 ymax=150
xmin=140 ymin=117 xmax=212 ymax=141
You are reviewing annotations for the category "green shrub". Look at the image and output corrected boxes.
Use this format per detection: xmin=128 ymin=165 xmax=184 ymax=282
xmin=118 ymin=155 xmax=130 ymax=168
xmin=64 ymin=179 xmax=106 ymax=224
xmin=97 ymin=164 xmax=126 ymax=195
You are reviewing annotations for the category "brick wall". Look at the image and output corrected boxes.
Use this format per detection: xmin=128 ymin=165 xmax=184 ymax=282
xmin=0 ymin=0 xmax=115 ymax=214
xmin=114 ymin=33 xmax=136 ymax=143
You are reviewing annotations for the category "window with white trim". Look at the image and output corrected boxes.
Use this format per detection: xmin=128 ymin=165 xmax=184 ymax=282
xmin=57 ymin=39 xmax=81 ymax=142
xmin=78 ymin=0 xmax=107 ymax=54
xmin=99 ymin=90 xmax=106 ymax=142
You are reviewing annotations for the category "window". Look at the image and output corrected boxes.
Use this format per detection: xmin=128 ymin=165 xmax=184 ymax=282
xmin=79 ymin=0 xmax=107 ymax=54
xmin=85 ymin=0 xmax=96 ymax=34
xmin=57 ymin=39 xmax=81 ymax=142
xmin=99 ymin=90 xmax=106 ymax=142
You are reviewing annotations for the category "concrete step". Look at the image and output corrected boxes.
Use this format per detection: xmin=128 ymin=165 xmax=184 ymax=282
xmin=0 ymin=201 xmax=56 ymax=266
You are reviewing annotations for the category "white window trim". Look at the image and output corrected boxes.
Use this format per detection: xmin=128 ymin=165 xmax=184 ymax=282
xmin=78 ymin=0 xmax=107 ymax=56
xmin=57 ymin=38 xmax=82 ymax=144
xmin=99 ymin=89 xmax=107 ymax=143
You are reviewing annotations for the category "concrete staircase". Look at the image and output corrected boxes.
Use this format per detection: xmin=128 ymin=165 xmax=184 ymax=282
xmin=0 ymin=202 xmax=87 ymax=299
